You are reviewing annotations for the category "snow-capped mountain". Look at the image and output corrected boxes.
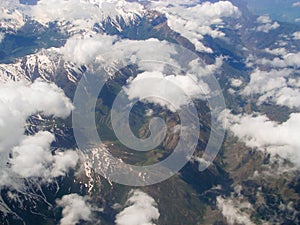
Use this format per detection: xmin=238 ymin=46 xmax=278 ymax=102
xmin=0 ymin=48 xmax=83 ymax=83
xmin=0 ymin=7 xmax=25 ymax=32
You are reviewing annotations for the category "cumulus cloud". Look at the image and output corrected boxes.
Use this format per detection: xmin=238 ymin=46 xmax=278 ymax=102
xmin=123 ymin=56 xmax=222 ymax=111
xmin=242 ymin=68 xmax=290 ymax=95
xmin=0 ymin=79 xmax=73 ymax=153
xmin=10 ymin=132 xmax=78 ymax=179
xmin=230 ymin=78 xmax=243 ymax=87
xmin=56 ymin=194 xmax=92 ymax=225
xmin=124 ymin=71 xmax=208 ymax=111
xmin=61 ymin=35 xmax=180 ymax=72
xmin=217 ymin=185 xmax=256 ymax=225
xmin=217 ymin=195 xmax=254 ymax=225
xmin=61 ymin=34 xmax=118 ymax=65
xmin=0 ymin=79 xmax=75 ymax=187
xmin=227 ymin=112 xmax=300 ymax=168
xmin=115 ymin=190 xmax=159 ymax=225
xmin=149 ymin=0 xmax=240 ymax=52
xmin=259 ymin=52 xmax=300 ymax=68
xmin=256 ymin=15 xmax=280 ymax=33
xmin=265 ymin=47 xmax=287 ymax=56
xmin=242 ymin=67 xmax=300 ymax=108
xmin=293 ymin=31 xmax=300 ymax=40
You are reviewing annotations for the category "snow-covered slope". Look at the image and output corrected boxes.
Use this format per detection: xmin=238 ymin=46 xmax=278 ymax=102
xmin=0 ymin=7 xmax=25 ymax=32
xmin=0 ymin=48 xmax=83 ymax=83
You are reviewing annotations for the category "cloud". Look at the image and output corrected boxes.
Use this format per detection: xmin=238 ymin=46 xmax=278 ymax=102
xmin=265 ymin=47 xmax=287 ymax=56
xmin=241 ymin=68 xmax=300 ymax=108
xmin=256 ymin=15 xmax=272 ymax=24
xmin=61 ymin=35 xmax=181 ymax=72
xmin=217 ymin=186 xmax=255 ymax=225
xmin=0 ymin=79 xmax=73 ymax=152
xmin=0 ymin=33 xmax=4 ymax=43
xmin=0 ymin=79 xmax=74 ymax=187
xmin=115 ymin=190 xmax=159 ymax=225
xmin=230 ymin=78 xmax=243 ymax=87
xmin=123 ymin=56 xmax=222 ymax=111
xmin=227 ymin=112 xmax=300 ymax=168
xmin=28 ymin=0 xmax=144 ymax=32
xmin=242 ymin=68 xmax=290 ymax=95
xmin=61 ymin=34 xmax=118 ymax=65
xmin=217 ymin=196 xmax=254 ymax=225
xmin=257 ymin=52 xmax=300 ymax=68
xmin=293 ymin=31 xmax=300 ymax=40
xmin=245 ymin=52 xmax=300 ymax=109
xmin=10 ymin=131 xmax=78 ymax=179
xmin=292 ymin=1 xmax=300 ymax=7
xmin=256 ymin=15 xmax=280 ymax=33
xmin=149 ymin=0 xmax=240 ymax=52
xmin=124 ymin=71 xmax=208 ymax=111
xmin=56 ymin=194 xmax=92 ymax=225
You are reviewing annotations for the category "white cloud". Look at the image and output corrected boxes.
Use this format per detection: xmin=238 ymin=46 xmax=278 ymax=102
xmin=292 ymin=1 xmax=300 ymax=7
xmin=61 ymin=34 xmax=118 ymax=65
xmin=242 ymin=68 xmax=291 ymax=96
xmin=0 ymin=79 xmax=74 ymax=187
xmin=228 ymin=112 xmax=300 ymax=168
xmin=257 ymin=22 xmax=280 ymax=33
xmin=293 ymin=31 xmax=300 ymax=40
xmin=274 ymin=87 xmax=300 ymax=108
xmin=123 ymin=55 xmax=223 ymax=111
xmin=149 ymin=0 xmax=240 ymax=52
xmin=121 ymin=56 xmax=222 ymax=111
xmin=230 ymin=78 xmax=243 ymax=87
xmin=265 ymin=47 xmax=287 ymax=56
xmin=52 ymin=151 xmax=80 ymax=177
xmin=242 ymin=67 xmax=300 ymax=109
xmin=61 ymin=35 xmax=180 ymax=73
xmin=188 ymin=56 xmax=223 ymax=77
xmin=0 ymin=33 xmax=4 ymax=43
xmin=256 ymin=15 xmax=280 ymax=33
xmin=28 ymin=0 xmax=144 ymax=32
xmin=217 ymin=196 xmax=254 ymax=225
xmin=115 ymin=190 xmax=159 ymax=225
xmin=10 ymin=131 xmax=78 ymax=179
xmin=124 ymin=71 xmax=208 ymax=111
xmin=56 ymin=194 xmax=92 ymax=225
xmin=256 ymin=15 xmax=272 ymax=24
xmin=260 ymin=52 xmax=300 ymax=68
xmin=0 ymin=79 xmax=73 ymax=153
